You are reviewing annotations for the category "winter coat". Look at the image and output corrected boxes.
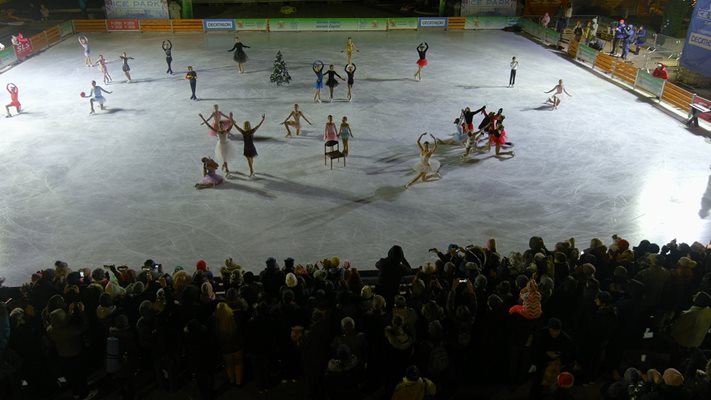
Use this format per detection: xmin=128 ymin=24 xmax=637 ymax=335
xmin=670 ymin=306 xmax=711 ymax=348
xmin=391 ymin=377 xmax=436 ymax=400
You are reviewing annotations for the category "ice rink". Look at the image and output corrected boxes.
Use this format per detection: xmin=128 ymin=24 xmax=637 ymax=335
xmin=1 ymin=30 xmax=709 ymax=284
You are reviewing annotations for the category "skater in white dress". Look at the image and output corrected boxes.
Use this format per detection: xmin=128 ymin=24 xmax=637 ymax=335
xmin=199 ymin=112 xmax=236 ymax=175
xmin=405 ymin=132 xmax=441 ymax=189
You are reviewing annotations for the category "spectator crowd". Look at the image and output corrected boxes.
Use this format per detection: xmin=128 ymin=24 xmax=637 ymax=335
xmin=0 ymin=235 xmax=710 ymax=400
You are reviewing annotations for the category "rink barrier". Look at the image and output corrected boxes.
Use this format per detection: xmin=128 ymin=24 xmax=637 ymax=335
xmin=592 ymin=53 xmax=616 ymax=74
xmin=45 ymin=26 xmax=62 ymax=46
xmin=612 ymin=62 xmax=638 ymax=86
xmin=576 ymin=44 xmax=597 ymax=65
xmin=567 ymin=40 xmax=579 ymax=58
xmin=29 ymin=32 xmax=49 ymax=52
xmin=139 ymin=19 xmax=173 ymax=33
xmin=691 ymin=95 xmax=711 ymax=123
xmin=661 ymin=83 xmax=694 ymax=113
xmin=73 ymin=20 xmax=108 ymax=33
xmin=171 ymin=19 xmax=204 ymax=33
xmin=634 ymin=70 xmax=666 ymax=99
xmin=447 ymin=17 xmax=466 ymax=30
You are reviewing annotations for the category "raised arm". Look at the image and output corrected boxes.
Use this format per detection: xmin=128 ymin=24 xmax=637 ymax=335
xmin=430 ymin=134 xmax=438 ymax=152
xmin=198 ymin=113 xmax=210 ymax=126
xmin=424 ymin=42 xmax=429 ymax=51
xmin=253 ymin=114 xmax=266 ymax=131
xmin=232 ymin=116 xmax=245 ymax=134
xmin=416 ymin=132 xmax=426 ymax=151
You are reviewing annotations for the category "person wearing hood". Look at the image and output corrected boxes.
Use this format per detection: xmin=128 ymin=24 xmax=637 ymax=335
xmin=376 ymin=245 xmax=412 ymax=309
xmin=652 ymin=63 xmax=669 ymax=80
xmin=391 ymin=365 xmax=436 ymax=400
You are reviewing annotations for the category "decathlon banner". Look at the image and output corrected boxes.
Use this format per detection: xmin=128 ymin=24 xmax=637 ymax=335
xmin=418 ymin=17 xmax=448 ymax=29
xmin=204 ymin=19 xmax=235 ymax=31
xmin=461 ymin=0 xmax=517 ymax=17
xmin=105 ymin=0 xmax=169 ymax=19
xmin=680 ymin=0 xmax=711 ymax=77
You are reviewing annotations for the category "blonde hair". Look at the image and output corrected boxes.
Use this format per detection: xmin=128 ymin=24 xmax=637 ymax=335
xmin=244 ymin=121 xmax=252 ymax=131
xmin=214 ymin=302 xmax=237 ymax=335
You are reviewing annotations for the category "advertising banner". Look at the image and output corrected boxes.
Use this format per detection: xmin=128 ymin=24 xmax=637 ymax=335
xmin=58 ymin=20 xmax=74 ymax=37
xmin=358 ymin=18 xmax=388 ymax=31
xmin=295 ymin=19 xmax=331 ymax=31
xmin=107 ymin=19 xmax=140 ymax=31
xmin=327 ymin=19 xmax=360 ymax=31
xmin=13 ymin=37 xmax=33 ymax=61
xmin=576 ymin=44 xmax=597 ymax=64
xmin=634 ymin=70 xmax=666 ymax=97
xmin=105 ymin=0 xmax=169 ymax=19
xmin=269 ymin=19 xmax=300 ymax=32
xmin=388 ymin=18 xmax=418 ymax=30
xmin=461 ymin=0 xmax=517 ymax=17
xmin=203 ymin=19 xmax=236 ymax=31
xmin=418 ymin=17 xmax=448 ymax=29
xmin=464 ymin=16 xmax=517 ymax=30
xmin=0 ymin=46 xmax=18 ymax=68
xmin=235 ymin=19 xmax=268 ymax=31
xmin=524 ymin=0 xmax=562 ymax=16
xmin=680 ymin=0 xmax=711 ymax=77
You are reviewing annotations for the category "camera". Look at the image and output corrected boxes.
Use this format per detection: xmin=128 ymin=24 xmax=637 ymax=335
xmin=79 ymin=271 xmax=84 ymax=278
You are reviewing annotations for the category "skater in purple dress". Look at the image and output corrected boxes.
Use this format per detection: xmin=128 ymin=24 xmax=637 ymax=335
xmin=232 ymin=114 xmax=265 ymax=177
xmin=195 ymin=157 xmax=224 ymax=189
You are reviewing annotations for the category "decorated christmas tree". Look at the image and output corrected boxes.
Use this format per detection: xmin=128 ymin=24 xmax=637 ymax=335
xmin=270 ymin=51 xmax=291 ymax=86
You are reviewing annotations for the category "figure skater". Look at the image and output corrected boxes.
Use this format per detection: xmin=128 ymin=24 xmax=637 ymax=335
xmin=462 ymin=106 xmax=487 ymax=134
xmin=94 ymin=54 xmax=112 ymax=85
xmin=162 ymin=40 xmax=173 ymax=74
xmin=203 ymin=104 xmax=230 ymax=137
xmin=228 ymin=36 xmax=250 ymax=74
xmin=119 ymin=52 xmax=134 ymax=82
xmin=344 ymin=64 xmax=357 ymax=101
xmin=483 ymin=124 xmax=514 ymax=157
xmin=199 ymin=112 xmax=235 ymax=175
xmin=324 ymin=64 xmax=345 ymax=102
xmin=186 ymin=66 xmax=197 ymax=100
xmin=437 ymin=113 xmax=469 ymax=146
xmin=195 ymin=157 xmax=224 ymax=189
xmin=544 ymin=79 xmax=572 ymax=109
xmin=338 ymin=116 xmax=353 ymax=156
xmin=460 ymin=127 xmax=489 ymax=158
xmin=282 ymin=103 xmax=312 ymax=137
xmin=342 ymin=37 xmax=359 ymax=64
xmin=324 ymin=115 xmax=338 ymax=141
xmin=414 ymin=42 xmax=429 ymax=81
xmin=78 ymin=35 xmax=91 ymax=67
xmin=405 ymin=132 xmax=440 ymax=189
xmin=5 ymin=83 xmax=21 ymax=118
xmin=313 ymin=61 xmax=325 ymax=103
xmin=85 ymin=80 xmax=112 ymax=114
xmin=231 ymin=114 xmax=265 ymax=177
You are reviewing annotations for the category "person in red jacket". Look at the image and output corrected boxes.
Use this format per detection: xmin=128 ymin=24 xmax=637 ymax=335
xmin=652 ymin=63 xmax=668 ymax=80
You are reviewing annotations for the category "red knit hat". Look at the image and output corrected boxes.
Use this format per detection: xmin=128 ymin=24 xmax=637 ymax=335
xmin=557 ymin=372 xmax=574 ymax=389
xmin=196 ymin=260 xmax=207 ymax=271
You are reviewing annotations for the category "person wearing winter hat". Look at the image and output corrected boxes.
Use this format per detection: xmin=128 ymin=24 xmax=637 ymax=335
xmin=391 ymin=365 xmax=436 ymax=400
xmin=509 ymin=279 xmax=542 ymax=320
xmin=529 ymin=318 xmax=575 ymax=398
xmin=285 ymin=272 xmax=298 ymax=288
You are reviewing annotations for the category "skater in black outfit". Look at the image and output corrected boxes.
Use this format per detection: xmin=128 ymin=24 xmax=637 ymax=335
xmin=414 ymin=42 xmax=428 ymax=81
xmin=344 ymin=63 xmax=356 ymax=101
xmin=119 ymin=52 xmax=134 ymax=82
xmin=324 ymin=64 xmax=345 ymax=102
xmin=162 ymin=40 xmax=173 ymax=74
xmin=228 ymin=36 xmax=250 ymax=74
xmin=186 ymin=66 xmax=197 ymax=100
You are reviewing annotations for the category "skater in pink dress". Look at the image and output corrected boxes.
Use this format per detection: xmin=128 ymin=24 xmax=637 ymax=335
xmin=195 ymin=157 xmax=224 ymax=189
xmin=203 ymin=104 xmax=231 ymax=137
xmin=324 ymin=115 xmax=338 ymax=141
xmin=94 ymin=55 xmax=112 ymax=85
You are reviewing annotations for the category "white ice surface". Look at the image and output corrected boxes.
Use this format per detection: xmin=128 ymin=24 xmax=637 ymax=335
xmin=0 ymin=30 xmax=709 ymax=285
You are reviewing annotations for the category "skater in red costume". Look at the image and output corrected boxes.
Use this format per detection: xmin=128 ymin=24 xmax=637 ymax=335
xmin=414 ymin=42 xmax=429 ymax=81
xmin=5 ymin=83 xmax=21 ymax=118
